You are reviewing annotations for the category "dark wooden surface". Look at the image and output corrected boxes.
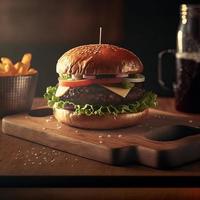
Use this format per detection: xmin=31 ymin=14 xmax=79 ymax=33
xmin=0 ymin=98 xmax=200 ymax=199
xmin=0 ymin=188 xmax=200 ymax=200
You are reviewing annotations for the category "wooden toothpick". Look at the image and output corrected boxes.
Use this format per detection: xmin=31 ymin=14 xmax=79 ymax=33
xmin=99 ymin=27 xmax=102 ymax=44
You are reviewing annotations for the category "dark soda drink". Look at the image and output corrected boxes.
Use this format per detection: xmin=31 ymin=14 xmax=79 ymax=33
xmin=175 ymin=53 xmax=200 ymax=113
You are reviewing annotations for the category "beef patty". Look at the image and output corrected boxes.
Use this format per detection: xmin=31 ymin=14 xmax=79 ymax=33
xmin=60 ymin=83 xmax=145 ymax=106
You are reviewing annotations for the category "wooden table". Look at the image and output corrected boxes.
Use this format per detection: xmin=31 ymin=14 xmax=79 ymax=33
xmin=0 ymin=98 xmax=200 ymax=199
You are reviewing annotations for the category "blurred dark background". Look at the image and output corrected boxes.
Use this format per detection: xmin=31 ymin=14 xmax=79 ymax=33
xmin=0 ymin=0 xmax=199 ymax=97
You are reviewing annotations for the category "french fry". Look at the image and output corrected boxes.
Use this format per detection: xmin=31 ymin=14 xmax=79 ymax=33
xmin=1 ymin=57 xmax=13 ymax=66
xmin=1 ymin=64 xmax=11 ymax=76
xmin=4 ymin=64 xmax=12 ymax=72
xmin=0 ymin=53 xmax=37 ymax=76
xmin=1 ymin=57 xmax=16 ymax=75
xmin=28 ymin=68 xmax=37 ymax=74
xmin=0 ymin=63 xmax=4 ymax=71
xmin=14 ymin=62 xmax=28 ymax=75
xmin=14 ymin=62 xmax=20 ymax=72
xmin=21 ymin=53 xmax=32 ymax=68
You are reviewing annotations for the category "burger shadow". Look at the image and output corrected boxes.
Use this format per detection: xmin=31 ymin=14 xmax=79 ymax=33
xmin=29 ymin=108 xmax=53 ymax=117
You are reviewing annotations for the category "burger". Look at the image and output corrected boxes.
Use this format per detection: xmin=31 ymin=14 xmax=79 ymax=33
xmin=44 ymin=44 xmax=157 ymax=129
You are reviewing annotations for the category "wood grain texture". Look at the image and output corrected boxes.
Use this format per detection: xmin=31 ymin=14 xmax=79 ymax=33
xmin=2 ymin=104 xmax=200 ymax=168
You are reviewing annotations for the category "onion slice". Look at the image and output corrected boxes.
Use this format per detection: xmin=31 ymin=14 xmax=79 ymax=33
xmin=83 ymin=75 xmax=96 ymax=79
xmin=125 ymin=74 xmax=145 ymax=83
xmin=116 ymin=74 xmax=129 ymax=78
xmin=55 ymin=86 xmax=69 ymax=97
xmin=72 ymin=74 xmax=83 ymax=80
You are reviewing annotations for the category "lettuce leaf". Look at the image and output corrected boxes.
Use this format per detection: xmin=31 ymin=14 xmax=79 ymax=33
xmin=44 ymin=86 xmax=157 ymax=116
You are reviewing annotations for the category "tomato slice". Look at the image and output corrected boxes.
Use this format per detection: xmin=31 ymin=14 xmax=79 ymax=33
xmin=59 ymin=78 xmax=123 ymax=87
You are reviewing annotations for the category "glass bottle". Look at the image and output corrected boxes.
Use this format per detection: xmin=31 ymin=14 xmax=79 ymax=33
xmin=175 ymin=4 xmax=200 ymax=113
xmin=158 ymin=4 xmax=200 ymax=113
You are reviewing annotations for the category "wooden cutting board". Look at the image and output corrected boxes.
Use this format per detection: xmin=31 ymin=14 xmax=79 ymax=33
xmin=2 ymin=107 xmax=200 ymax=169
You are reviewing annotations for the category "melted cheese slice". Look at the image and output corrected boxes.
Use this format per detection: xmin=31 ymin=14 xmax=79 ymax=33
xmin=102 ymin=85 xmax=131 ymax=98
xmin=55 ymin=86 xmax=69 ymax=97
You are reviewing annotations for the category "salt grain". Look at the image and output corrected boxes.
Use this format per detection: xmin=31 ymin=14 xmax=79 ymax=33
xmin=49 ymin=116 xmax=54 ymax=120
xmin=98 ymin=135 xmax=102 ymax=138
xmin=99 ymin=141 xmax=103 ymax=144
xmin=107 ymin=134 xmax=111 ymax=138
xmin=39 ymin=162 xmax=42 ymax=165
xmin=42 ymin=127 xmax=47 ymax=130
xmin=118 ymin=134 xmax=122 ymax=138
xmin=56 ymin=123 xmax=62 ymax=129
xmin=188 ymin=120 xmax=193 ymax=123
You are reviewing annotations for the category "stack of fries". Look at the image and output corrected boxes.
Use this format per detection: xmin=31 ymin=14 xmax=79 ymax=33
xmin=0 ymin=53 xmax=37 ymax=76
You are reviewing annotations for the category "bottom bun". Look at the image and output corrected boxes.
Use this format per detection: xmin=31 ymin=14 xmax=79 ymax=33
xmin=54 ymin=108 xmax=149 ymax=130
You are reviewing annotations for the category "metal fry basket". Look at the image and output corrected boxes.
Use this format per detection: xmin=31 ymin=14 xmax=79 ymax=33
xmin=0 ymin=73 xmax=38 ymax=117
